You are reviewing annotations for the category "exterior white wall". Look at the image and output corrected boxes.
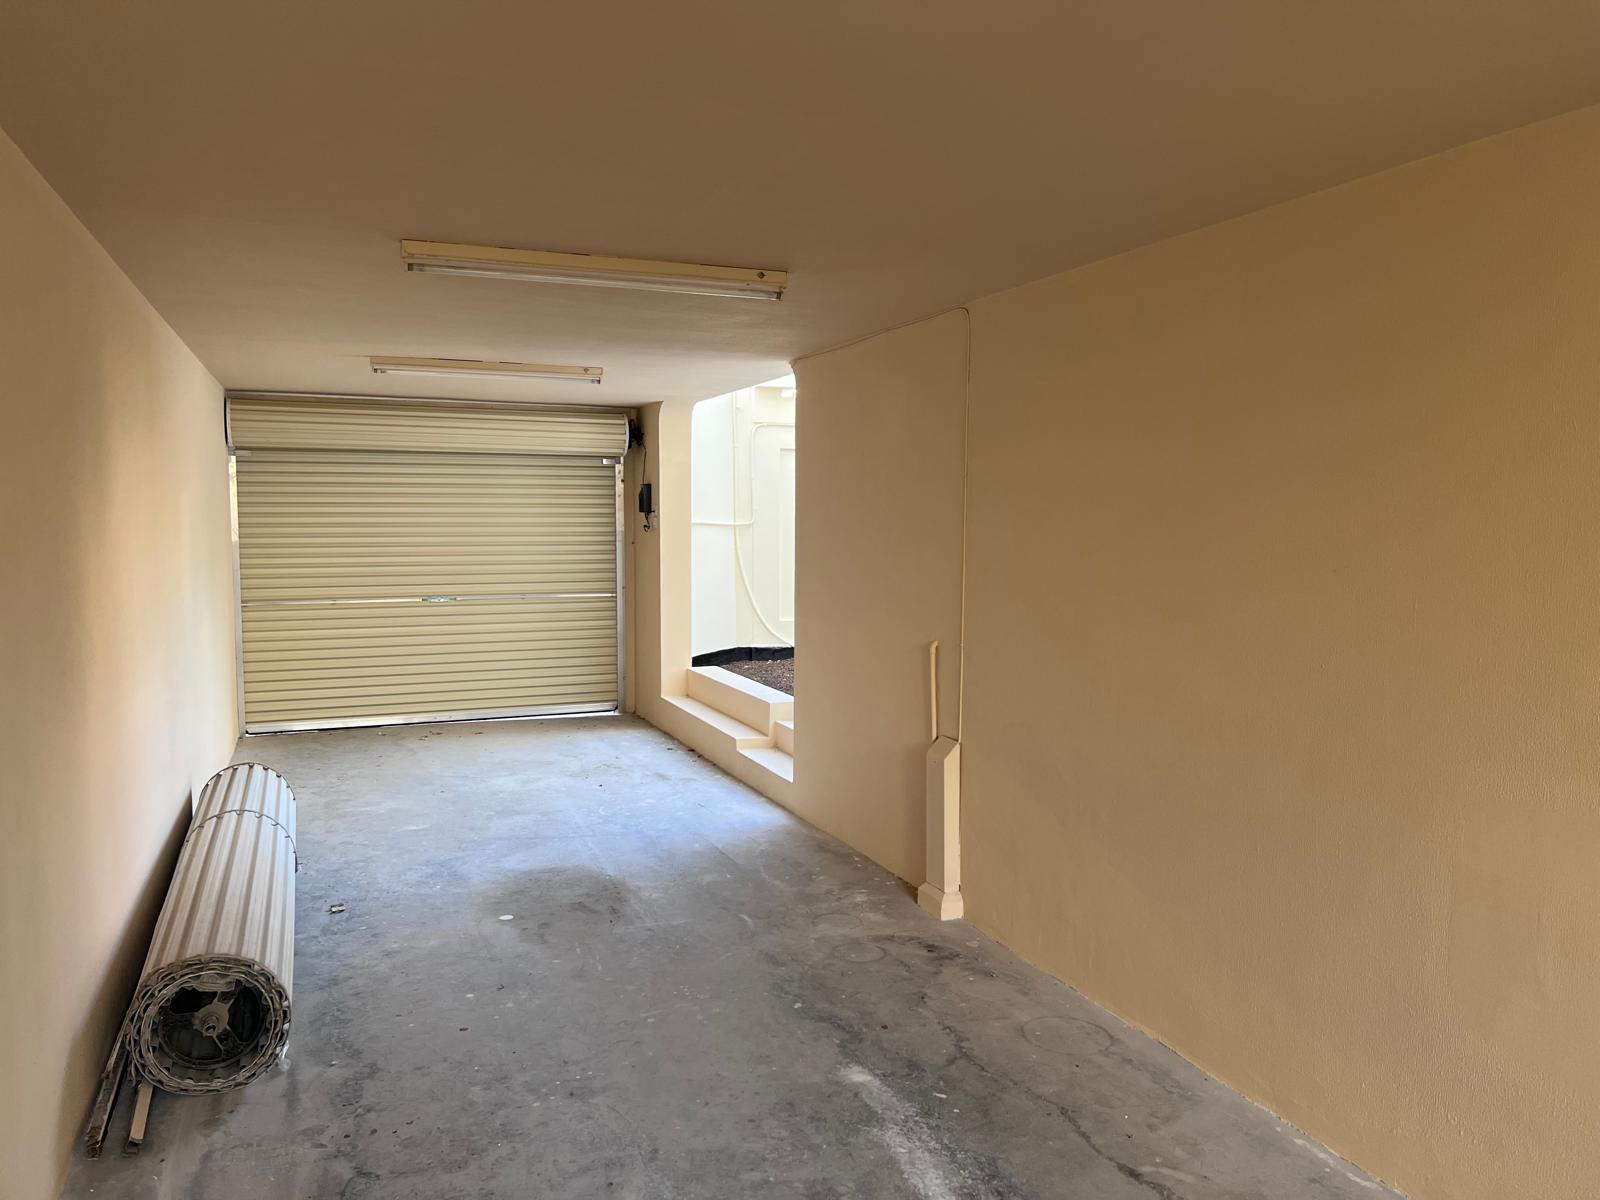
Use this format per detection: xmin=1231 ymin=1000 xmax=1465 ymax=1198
xmin=691 ymin=379 xmax=796 ymax=655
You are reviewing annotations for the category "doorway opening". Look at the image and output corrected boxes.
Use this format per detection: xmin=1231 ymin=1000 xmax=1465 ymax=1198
xmin=690 ymin=375 xmax=796 ymax=697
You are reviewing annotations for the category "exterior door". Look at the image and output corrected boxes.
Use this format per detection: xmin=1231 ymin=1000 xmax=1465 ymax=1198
xmin=228 ymin=397 xmax=625 ymax=731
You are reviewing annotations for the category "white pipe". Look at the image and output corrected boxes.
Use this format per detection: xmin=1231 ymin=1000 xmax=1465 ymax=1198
xmin=956 ymin=307 xmax=972 ymax=741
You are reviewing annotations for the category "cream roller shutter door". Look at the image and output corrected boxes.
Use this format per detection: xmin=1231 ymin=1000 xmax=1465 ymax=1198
xmin=234 ymin=444 xmax=621 ymax=731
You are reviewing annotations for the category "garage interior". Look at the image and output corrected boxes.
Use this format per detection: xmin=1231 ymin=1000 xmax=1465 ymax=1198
xmin=3 ymin=5 xmax=1598 ymax=1200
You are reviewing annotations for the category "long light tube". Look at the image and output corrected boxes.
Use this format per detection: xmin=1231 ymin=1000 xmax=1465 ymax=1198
xmin=400 ymin=240 xmax=787 ymax=300
xmin=369 ymin=356 xmax=603 ymax=384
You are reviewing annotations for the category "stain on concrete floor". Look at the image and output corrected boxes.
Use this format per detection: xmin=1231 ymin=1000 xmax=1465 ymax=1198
xmin=63 ymin=716 xmax=1398 ymax=1200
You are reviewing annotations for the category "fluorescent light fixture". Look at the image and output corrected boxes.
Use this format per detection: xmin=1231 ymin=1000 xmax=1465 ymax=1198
xmin=400 ymin=239 xmax=788 ymax=300
xmin=369 ymin=356 xmax=603 ymax=384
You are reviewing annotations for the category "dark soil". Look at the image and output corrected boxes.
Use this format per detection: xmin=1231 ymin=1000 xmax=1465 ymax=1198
xmin=720 ymin=656 xmax=794 ymax=697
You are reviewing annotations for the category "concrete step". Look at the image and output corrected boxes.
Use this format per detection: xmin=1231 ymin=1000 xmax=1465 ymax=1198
xmin=687 ymin=666 xmax=794 ymax=734
xmin=741 ymin=744 xmax=795 ymax=784
xmin=661 ymin=695 xmax=773 ymax=755
xmin=773 ymin=718 xmax=794 ymax=756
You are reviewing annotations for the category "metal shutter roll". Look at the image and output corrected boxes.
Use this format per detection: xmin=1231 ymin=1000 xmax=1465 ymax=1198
xmin=230 ymin=397 xmax=623 ymax=731
xmin=228 ymin=395 xmax=628 ymax=455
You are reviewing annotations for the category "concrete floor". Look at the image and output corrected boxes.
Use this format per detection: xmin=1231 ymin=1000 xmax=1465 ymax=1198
xmin=65 ymin=716 xmax=1398 ymax=1200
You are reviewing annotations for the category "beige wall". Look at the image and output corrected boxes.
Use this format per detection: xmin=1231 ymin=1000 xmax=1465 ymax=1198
xmin=791 ymin=315 xmax=967 ymax=881
xmin=788 ymin=105 xmax=1600 ymax=1199
xmin=0 ymin=128 xmax=238 ymax=1198
xmin=633 ymin=401 xmax=691 ymax=714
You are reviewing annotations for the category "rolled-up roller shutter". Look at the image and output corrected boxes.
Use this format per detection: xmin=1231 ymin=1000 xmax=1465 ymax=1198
xmin=85 ymin=763 xmax=299 ymax=1154
xmin=129 ymin=763 xmax=297 ymax=1094
xmin=229 ymin=396 xmax=624 ymax=731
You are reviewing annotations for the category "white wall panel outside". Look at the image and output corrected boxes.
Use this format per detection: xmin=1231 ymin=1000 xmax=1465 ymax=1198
xmin=234 ymin=444 xmax=620 ymax=730
xmin=690 ymin=380 xmax=796 ymax=655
